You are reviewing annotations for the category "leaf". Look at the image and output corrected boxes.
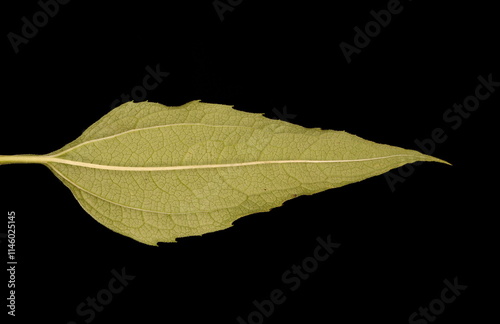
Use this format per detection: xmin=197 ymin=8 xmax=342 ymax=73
xmin=0 ymin=100 xmax=449 ymax=245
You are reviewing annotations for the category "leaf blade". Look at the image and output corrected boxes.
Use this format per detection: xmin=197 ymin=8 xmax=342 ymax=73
xmin=40 ymin=101 xmax=448 ymax=245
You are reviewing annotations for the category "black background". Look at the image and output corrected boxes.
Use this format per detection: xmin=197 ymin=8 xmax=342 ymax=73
xmin=1 ymin=0 xmax=497 ymax=323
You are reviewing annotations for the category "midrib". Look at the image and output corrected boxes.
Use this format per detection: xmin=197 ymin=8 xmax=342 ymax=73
xmin=43 ymin=154 xmax=419 ymax=171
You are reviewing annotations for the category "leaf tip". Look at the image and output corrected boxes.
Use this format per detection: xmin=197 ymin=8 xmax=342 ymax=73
xmin=421 ymin=154 xmax=452 ymax=166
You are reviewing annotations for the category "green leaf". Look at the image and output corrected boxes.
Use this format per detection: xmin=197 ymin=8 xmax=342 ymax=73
xmin=0 ymin=101 xmax=449 ymax=245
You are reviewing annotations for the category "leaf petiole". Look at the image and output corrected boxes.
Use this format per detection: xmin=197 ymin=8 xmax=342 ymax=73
xmin=0 ymin=154 xmax=48 ymax=165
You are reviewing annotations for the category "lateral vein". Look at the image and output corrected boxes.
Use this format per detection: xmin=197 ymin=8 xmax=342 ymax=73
xmin=51 ymin=123 xmax=253 ymax=157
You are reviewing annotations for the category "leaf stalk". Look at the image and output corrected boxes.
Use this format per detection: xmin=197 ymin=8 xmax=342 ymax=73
xmin=0 ymin=154 xmax=46 ymax=165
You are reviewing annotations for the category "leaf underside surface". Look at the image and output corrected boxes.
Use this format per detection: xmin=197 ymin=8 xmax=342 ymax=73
xmin=0 ymin=101 xmax=449 ymax=245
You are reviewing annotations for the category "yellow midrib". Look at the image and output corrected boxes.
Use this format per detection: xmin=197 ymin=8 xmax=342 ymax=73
xmin=42 ymin=154 xmax=421 ymax=171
